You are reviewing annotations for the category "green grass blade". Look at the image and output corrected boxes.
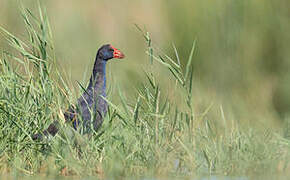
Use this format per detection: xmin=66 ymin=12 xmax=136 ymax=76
xmin=133 ymin=96 xmax=141 ymax=124
xmin=118 ymin=86 xmax=130 ymax=118
xmin=172 ymin=43 xmax=181 ymax=66
xmin=184 ymin=40 xmax=196 ymax=81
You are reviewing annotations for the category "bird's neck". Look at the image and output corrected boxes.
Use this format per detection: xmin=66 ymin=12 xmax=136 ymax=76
xmin=88 ymin=57 xmax=106 ymax=92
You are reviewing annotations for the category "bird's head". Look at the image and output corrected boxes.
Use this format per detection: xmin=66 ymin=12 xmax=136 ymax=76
xmin=97 ymin=44 xmax=125 ymax=61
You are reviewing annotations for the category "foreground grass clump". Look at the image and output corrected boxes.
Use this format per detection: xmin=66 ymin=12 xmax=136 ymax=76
xmin=0 ymin=5 xmax=290 ymax=179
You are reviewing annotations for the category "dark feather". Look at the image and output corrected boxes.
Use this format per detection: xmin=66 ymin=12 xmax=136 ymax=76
xmin=32 ymin=44 xmax=123 ymax=141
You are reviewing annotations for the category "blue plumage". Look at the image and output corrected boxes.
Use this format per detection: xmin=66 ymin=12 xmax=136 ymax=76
xmin=32 ymin=44 xmax=125 ymax=140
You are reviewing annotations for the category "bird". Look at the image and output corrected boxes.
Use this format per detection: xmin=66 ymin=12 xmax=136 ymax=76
xmin=32 ymin=44 xmax=125 ymax=140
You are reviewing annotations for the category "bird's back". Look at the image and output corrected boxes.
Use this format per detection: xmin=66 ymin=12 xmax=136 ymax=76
xmin=64 ymin=86 xmax=107 ymax=133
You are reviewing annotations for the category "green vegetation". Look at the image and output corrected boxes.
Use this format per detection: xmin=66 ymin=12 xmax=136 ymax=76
xmin=0 ymin=3 xmax=290 ymax=180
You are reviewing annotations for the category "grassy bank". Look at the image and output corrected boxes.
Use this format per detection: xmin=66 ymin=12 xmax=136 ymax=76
xmin=0 ymin=5 xmax=290 ymax=179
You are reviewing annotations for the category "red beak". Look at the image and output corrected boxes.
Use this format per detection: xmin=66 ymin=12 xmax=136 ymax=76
xmin=111 ymin=45 xmax=125 ymax=59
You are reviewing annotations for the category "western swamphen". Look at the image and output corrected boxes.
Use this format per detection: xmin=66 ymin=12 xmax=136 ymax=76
xmin=32 ymin=44 xmax=125 ymax=140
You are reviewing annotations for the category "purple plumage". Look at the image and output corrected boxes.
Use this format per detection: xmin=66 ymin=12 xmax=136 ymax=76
xmin=32 ymin=44 xmax=125 ymax=140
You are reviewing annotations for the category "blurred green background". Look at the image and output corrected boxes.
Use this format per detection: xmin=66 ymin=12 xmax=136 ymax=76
xmin=1 ymin=0 xmax=290 ymax=127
